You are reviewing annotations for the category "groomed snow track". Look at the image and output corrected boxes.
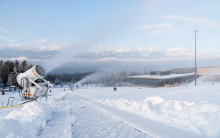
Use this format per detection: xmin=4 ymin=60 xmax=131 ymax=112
xmin=39 ymin=92 xmax=149 ymax=138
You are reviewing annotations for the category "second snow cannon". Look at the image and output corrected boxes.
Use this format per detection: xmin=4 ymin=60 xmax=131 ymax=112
xmin=17 ymin=65 xmax=53 ymax=100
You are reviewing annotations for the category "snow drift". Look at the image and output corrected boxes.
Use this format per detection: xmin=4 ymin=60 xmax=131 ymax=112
xmin=99 ymin=96 xmax=220 ymax=137
xmin=0 ymin=102 xmax=53 ymax=138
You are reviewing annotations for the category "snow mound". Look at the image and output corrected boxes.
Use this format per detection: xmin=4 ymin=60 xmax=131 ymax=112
xmin=144 ymin=96 xmax=165 ymax=105
xmin=0 ymin=102 xmax=53 ymax=138
xmin=99 ymin=97 xmax=220 ymax=137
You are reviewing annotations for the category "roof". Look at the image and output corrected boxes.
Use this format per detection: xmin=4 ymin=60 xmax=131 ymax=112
xmin=127 ymin=73 xmax=195 ymax=80
xmin=10 ymin=85 xmax=16 ymax=87
xmin=197 ymin=68 xmax=220 ymax=75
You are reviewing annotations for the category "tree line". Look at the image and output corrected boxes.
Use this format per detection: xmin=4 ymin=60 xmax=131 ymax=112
xmin=0 ymin=60 xmax=32 ymax=87
xmin=45 ymin=68 xmax=197 ymax=87
xmin=1 ymin=59 xmax=212 ymax=88
xmin=45 ymin=72 xmax=93 ymax=86
xmin=143 ymin=68 xmax=195 ymax=75
xmin=0 ymin=59 xmax=93 ymax=87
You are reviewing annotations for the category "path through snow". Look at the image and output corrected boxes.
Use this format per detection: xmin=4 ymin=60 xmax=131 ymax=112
xmin=39 ymin=92 xmax=148 ymax=138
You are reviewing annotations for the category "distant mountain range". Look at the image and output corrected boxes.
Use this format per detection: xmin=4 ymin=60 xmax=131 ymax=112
xmin=74 ymin=51 xmax=145 ymax=59
xmin=74 ymin=51 xmax=215 ymax=59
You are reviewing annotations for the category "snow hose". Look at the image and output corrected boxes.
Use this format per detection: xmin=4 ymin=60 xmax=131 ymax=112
xmin=0 ymin=100 xmax=33 ymax=109
xmin=0 ymin=104 xmax=20 ymax=108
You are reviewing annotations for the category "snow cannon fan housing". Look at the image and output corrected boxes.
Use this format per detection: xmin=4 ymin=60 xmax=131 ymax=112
xmin=17 ymin=65 xmax=53 ymax=100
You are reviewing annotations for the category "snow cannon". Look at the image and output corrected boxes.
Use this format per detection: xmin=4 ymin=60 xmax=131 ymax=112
xmin=17 ymin=65 xmax=53 ymax=100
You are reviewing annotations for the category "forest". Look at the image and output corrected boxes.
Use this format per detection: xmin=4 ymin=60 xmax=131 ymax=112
xmin=44 ymin=72 xmax=93 ymax=86
xmin=0 ymin=60 xmax=93 ymax=87
xmin=0 ymin=60 xmax=32 ymax=87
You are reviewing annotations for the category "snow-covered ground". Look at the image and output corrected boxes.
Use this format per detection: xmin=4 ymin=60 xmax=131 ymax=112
xmin=0 ymin=88 xmax=148 ymax=138
xmin=0 ymin=88 xmax=65 ymax=138
xmin=0 ymin=78 xmax=220 ymax=138
xmin=74 ymin=79 xmax=220 ymax=138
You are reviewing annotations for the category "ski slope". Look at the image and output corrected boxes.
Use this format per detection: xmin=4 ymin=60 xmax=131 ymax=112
xmin=0 ymin=79 xmax=220 ymax=138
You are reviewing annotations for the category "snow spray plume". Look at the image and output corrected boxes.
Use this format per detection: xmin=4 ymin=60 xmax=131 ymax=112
xmin=41 ymin=41 xmax=92 ymax=74
xmin=74 ymin=71 xmax=105 ymax=86
xmin=74 ymin=68 xmax=142 ymax=87
xmin=41 ymin=49 xmax=74 ymax=74
xmin=74 ymin=59 xmax=220 ymax=87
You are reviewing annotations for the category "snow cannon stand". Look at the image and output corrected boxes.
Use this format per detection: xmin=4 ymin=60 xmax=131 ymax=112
xmin=14 ymin=65 xmax=53 ymax=105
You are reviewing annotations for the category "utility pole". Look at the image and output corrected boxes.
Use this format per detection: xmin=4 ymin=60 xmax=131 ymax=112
xmin=193 ymin=30 xmax=199 ymax=86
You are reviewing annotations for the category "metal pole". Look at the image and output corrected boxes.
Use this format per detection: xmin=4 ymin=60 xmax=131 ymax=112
xmin=195 ymin=30 xmax=197 ymax=86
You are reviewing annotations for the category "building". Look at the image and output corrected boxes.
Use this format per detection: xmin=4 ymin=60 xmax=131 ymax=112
xmin=0 ymin=84 xmax=4 ymax=89
xmin=9 ymin=85 xmax=17 ymax=92
xmin=197 ymin=68 xmax=220 ymax=76
xmin=127 ymin=71 xmax=195 ymax=87
xmin=197 ymin=68 xmax=220 ymax=82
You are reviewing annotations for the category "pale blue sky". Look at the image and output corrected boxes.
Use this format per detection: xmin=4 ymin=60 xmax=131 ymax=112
xmin=0 ymin=0 xmax=220 ymax=73
xmin=0 ymin=0 xmax=220 ymax=53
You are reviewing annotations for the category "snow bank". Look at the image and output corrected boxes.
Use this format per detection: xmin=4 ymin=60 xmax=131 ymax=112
xmin=99 ymin=97 xmax=220 ymax=137
xmin=0 ymin=102 xmax=53 ymax=138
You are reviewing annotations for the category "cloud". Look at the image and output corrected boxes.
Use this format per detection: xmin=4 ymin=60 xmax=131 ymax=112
xmin=0 ymin=27 xmax=12 ymax=34
xmin=0 ymin=40 xmax=216 ymax=60
xmin=163 ymin=48 xmax=216 ymax=59
xmin=0 ymin=40 xmax=63 ymax=52
xmin=137 ymin=47 xmax=154 ymax=52
xmin=48 ymin=57 xmax=220 ymax=74
xmin=39 ymin=46 xmax=60 ymax=51
xmin=150 ymin=29 xmax=169 ymax=34
xmin=133 ymin=23 xmax=172 ymax=30
xmin=0 ymin=45 xmax=217 ymax=74
xmin=0 ymin=56 xmax=45 ymax=64
xmin=0 ymin=36 xmax=17 ymax=43
xmin=105 ymin=47 xmax=133 ymax=53
xmin=36 ymin=39 xmax=49 ymax=43
xmin=163 ymin=15 xmax=220 ymax=28
xmin=10 ymin=39 xmax=17 ymax=43
xmin=0 ymin=36 xmax=11 ymax=42
xmin=2 ymin=53 xmax=217 ymax=75
xmin=0 ymin=43 xmax=26 ymax=49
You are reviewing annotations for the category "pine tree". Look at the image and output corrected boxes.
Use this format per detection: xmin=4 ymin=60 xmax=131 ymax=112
xmin=15 ymin=60 xmax=19 ymax=68
xmin=0 ymin=61 xmax=3 ymax=76
xmin=11 ymin=66 xmax=18 ymax=85
xmin=5 ymin=60 xmax=14 ymax=73
xmin=54 ymin=77 xmax=60 ymax=85
xmin=1 ymin=64 xmax=9 ymax=86
xmin=71 ymin=78 xmax=75 ymax=84
xmin=7 ymin=76 xmax=12 ymax=86
xmin=21 ymin=60 xmax=28 ymax=72
xmin=17 ymin=63 xmax=23 ymax=73
xmin=0 ymin=76 xmax=2 ymax=85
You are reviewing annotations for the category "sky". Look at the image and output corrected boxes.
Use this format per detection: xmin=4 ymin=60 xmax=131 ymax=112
xmin=0 ymin=0 xmax=220 ymax=73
